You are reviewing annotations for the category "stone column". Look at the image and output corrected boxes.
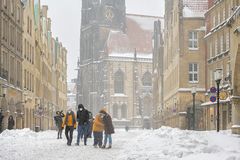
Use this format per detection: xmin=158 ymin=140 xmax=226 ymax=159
xmin=231 ymin=97 xmax=240 ymax=134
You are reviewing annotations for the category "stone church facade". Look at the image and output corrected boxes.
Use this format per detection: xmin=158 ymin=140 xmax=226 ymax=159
xmin=77 ymin=0 xmax=159 ymax=127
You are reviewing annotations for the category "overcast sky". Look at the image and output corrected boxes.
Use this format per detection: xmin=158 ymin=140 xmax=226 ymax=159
xmin=41 ymin=0 xmax=164 ymax=82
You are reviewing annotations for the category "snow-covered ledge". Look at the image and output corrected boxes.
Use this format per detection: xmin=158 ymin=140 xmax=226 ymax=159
xmin=232 ymin=125 xmax=240 ymax=134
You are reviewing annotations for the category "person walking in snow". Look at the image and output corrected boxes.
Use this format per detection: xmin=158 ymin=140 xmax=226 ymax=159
xmin=93 ymin=109 xmax=105 ymax=148
xmin=8 ymin=115 xmax=14 ymax=130
xmin=0 ymin=109 xmax=4 ymax=133
xmin=76 ymin=104 xmax=89 ymax=146
xmin=54 ymin=110 xmax=64 ymax=139
xmin=101 ymin=108 xmax=115 ymax=149
xmin=62 ymin=108 xmax=76 ymax=146
xmin=87 ymin=111 xmax=93 ymax=138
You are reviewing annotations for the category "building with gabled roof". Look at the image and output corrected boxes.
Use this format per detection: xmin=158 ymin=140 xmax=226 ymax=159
xmin=159 ymin=0 xmax=207 ymax=130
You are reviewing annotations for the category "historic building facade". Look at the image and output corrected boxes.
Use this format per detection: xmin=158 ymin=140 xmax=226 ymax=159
xmin=77 ymin=0 xmax=158 ymax=127
xmin=0 ymin=0 xmax=24 ymax=129
xmin=0 ymin=0 xmax=67 ymax=131
xmin=32 ymin=2 xmax=67 ymax=131
xmin=152 ymin=20 xmax=164 ymax=128
xmin=203 ymin=0 xmax=240 ymax=134
xmin=158 ymin=0 xmax=208 ymax=130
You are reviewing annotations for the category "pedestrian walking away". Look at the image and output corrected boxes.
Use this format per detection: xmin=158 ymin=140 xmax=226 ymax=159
xmin=8 ymin=115 xmax=14 ymax=130
xmin=87 ymin=111 xmax=93 ymax=138
xmin=0 ymin=109 xmax=4 ymax=133
xmin=93 ymin=109 xmax=105 ymax=148
xmin=54 ymin=110 xmax=64 ymax=139
xmin=62 ymin=108 xmax=76 ymax=146
xmin=100 ymin=108 xmax=115 ymax=149
xmin=76 ymin=104 xmax=89 ymax=146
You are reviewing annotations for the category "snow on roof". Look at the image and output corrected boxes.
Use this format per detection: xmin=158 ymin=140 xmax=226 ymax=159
xmin=109 ymin=52 xmax=152 ymax=59
xmin=126 ymin=14 xmax=163 ymax=31
xmin=183 ymin=0 xmax=208 ymax=18
xmin=126 ymin=0 xmax=165 ymax=17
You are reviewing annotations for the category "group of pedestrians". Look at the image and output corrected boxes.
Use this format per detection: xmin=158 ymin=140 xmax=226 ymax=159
xmin=54 ymin=104 xmax=114 ymax=149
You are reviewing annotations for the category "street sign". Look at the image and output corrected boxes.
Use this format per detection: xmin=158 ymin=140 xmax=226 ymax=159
xmin=210 ymin=87 xmax=217 ymax=93
xmin=210 ymin=96 xmax=217 ymax=102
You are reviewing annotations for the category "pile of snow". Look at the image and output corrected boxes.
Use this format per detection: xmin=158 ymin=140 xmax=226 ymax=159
xmin=0 ymin=127 xmax=240 ymax=160
xmin=117 ymin=127 xmax=240 ymax=160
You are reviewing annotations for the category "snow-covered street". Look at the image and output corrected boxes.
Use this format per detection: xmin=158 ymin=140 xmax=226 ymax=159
xmin=0 ymin=127 xmax=240 ymax=160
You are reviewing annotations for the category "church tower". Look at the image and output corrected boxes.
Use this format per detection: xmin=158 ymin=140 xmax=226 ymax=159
xmin=77 ymin=0 xmax=126 ymax=114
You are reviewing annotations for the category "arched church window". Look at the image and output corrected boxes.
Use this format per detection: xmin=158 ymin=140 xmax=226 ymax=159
xmin=112 ymin=104 xmax=118 ymax=119
xmin=142 ymin=71 xmax=152 ymax=86
xmin=114 ymin=69 xmax=124 ymax=93
xmin=121 ymin=104 xmax=127 ymax=119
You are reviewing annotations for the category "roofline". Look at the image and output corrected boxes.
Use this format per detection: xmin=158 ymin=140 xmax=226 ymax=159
xmin=126 ymin=13 xmax=163 ymax=19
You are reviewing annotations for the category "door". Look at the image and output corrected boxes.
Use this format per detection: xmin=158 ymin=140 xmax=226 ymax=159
xmin=222 ymin=111 xmax=227 ymax=130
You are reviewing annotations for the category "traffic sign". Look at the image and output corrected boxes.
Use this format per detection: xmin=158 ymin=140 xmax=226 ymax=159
xmin=210 ymin=96 xmax=217 ymax=102
xmin=210 ymin=87 xmax=217 ymax=93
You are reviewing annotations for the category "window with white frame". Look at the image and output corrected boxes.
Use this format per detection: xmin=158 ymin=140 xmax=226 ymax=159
xmin=218 ymin=11 xmax=221 ymax=24
xmin=10 ymin=0 xmax=14 ymax=14
xmin=228 ymin=5 xmax=231 ymax=17
xmin=215 ymin=39 xmax=218 ymax=55
xmin=3 ymin=0 xmax=7 ymax=7
xmin=223 ymin=8 xmax=225 ymax=20
xmin=220 ymin=35 xmax=223 ymax=53
xmin=17 ymin=6 xmax=20 ymax=22
xmin=226 ymin=31 xmax=230 ymax=50
xmin=213 ymin=16 xmax=216 ymax=27
xmin=189 ymin=63 xmax=198 ymax=83
xmin=114 ymin=69 xmax=124 ymax=93
xmin=188 ymin=31 xmax=198 ymax=50
xmin=209 ymin=42 xmax=213 ymax=58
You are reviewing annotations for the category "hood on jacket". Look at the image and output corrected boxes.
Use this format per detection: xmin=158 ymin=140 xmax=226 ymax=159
xmin=78 ymin=104 xmax=85 ymax=111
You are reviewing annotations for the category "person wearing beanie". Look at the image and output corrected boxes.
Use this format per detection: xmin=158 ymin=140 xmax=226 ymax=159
xmin=93 ymin=109 xmax=105 ymax=148
xmin=54 ymin=111 xmax=65 ymax=139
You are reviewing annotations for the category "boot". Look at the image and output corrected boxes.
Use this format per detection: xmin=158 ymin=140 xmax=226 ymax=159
xmin=101 ymin=145 xmax=106 ymax=149
xmin=107 ymin=145 xmax=112 ymax=149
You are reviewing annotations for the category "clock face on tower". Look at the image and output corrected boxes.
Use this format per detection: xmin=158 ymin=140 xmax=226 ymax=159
xmin=105 ymin=6 xmax=114 ymax=22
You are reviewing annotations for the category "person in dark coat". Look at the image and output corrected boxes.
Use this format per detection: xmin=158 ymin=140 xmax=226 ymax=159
xmin=54 ymin=111 xmax=64 ymax=139
xmin=86 ymin=111 xmax=93 ymax=138
xmin=8 ymin=115 xmax=14 ymax=130
xmin=100 ymin=108 xmax=114 ymax=149
xmin=76 ymin=104 xmax=89 ymax=145
xmin=0 ymin=109 xmax=4 ymax=133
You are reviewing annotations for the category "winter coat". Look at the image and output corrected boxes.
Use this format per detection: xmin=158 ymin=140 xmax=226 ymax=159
xmin=54 ymin=115 xmax=63 ymax=129
xmin=62 ymin=111 xmax=76 ymax=128
xmin=102 ymin=113 xmax=115 ymax=134
xmin=8 ymin=116 xmax=14 ymax=130
xmin=77 ymin=109 xmax=89 ymax=125
xmin=93 ymin=113 xmax=104 ymax=132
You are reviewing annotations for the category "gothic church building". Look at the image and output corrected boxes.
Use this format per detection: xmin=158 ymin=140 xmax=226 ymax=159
xmin=77 ymin=0 xmax=160 ymax=127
